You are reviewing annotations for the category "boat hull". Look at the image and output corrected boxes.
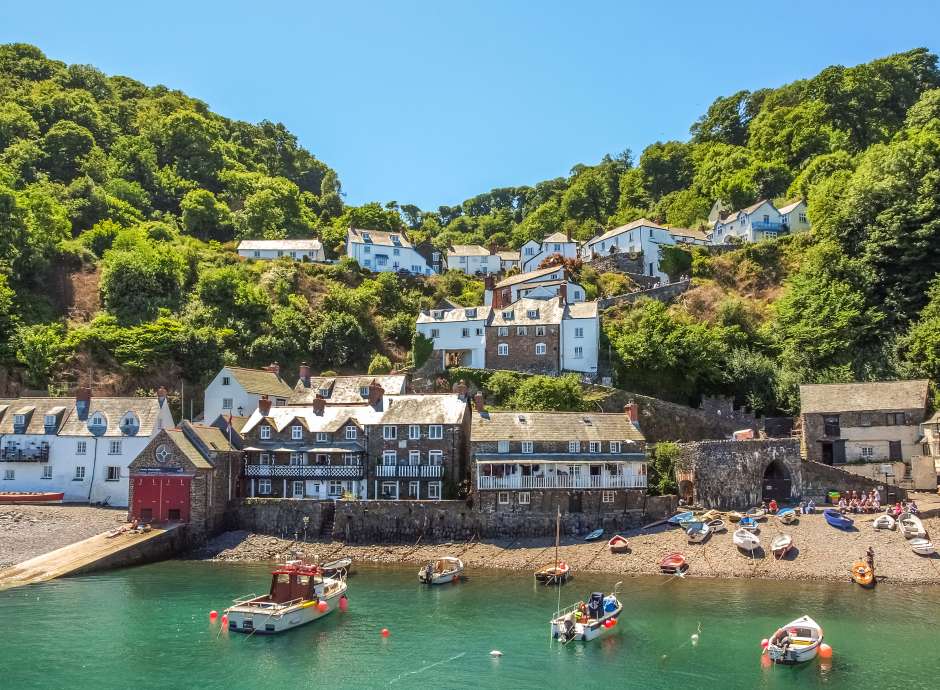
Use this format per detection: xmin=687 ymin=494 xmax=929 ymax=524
xmin=535 ymin=566 xmax=571 ymax=585
xmin=551 ymin=600 xmax=623 ymax=642
xmin=0 ymin=491 xmax=64 ymax=504
xmin=768 ymin=640 xmax=821 ymax=664
xmin=823 ymin=509 xmax=853 ymax=530
xmin=766 ymin=615 xmax=823 ymax=664
xmin=226 ymin=583 xmax=347 ymax=635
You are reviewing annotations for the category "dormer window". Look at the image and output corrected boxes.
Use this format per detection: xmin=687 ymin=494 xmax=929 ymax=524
xmin=526 ymin=309 xmax=539 ymax=319
xmin=359 ymin=386 xmax=369 ymax=398
xmin=13 ymin=414 xmax=26 ymax=427
xmin=362 ymin=232 xmax=372 ymax=242
xmin=119 ymin=412 xmax=140 ymax=436
xmin=465 ymin=308 xmax=477 ymax=319
xmin=44 ymin=414 xmax=57 ymax=428
xmin=318 ymin=388 xmax=330 ymax=398
xmin=502 ymin=310 xmax=514 ymax=320
xmin=390 ymin=234 xmax=400 ymax=245
xmin=432 ymin=310 xmax=444 ymax=320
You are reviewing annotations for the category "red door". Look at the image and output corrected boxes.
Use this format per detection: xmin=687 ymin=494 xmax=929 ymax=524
xmin=131 ymin=475 xmax=191 ymax=523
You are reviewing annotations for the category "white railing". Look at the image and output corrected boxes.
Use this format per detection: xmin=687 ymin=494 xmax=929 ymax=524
xmin=375 ymin=465 xmax=444 ymax=478
xmin=477 ymin=473 xmax=646 ymax=490
xmin=245 ymin=465 xmax=363 ymax=478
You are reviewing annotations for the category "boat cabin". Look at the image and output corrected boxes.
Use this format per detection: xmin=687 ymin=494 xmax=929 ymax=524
xmin=267 ymin=562 xmax=323 ymax=604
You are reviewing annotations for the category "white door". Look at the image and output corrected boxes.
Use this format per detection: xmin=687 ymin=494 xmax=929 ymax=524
xmin=292 ymin=481 xmax=304 ymax=498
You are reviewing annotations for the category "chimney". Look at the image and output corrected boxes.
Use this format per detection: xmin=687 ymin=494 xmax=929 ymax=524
xmin=311 ymin=394 xmax=325 ymax=416
xmin=75 ymin=387 xmax=92 ymax=419
xmin=625 ymin=402 xmax=639 ymax=426
xmin=298 ymin=361 xmax=311 ymax=386
xmin=473 ymin=391 xmax=485 ymax=413
xmin=484 ymin=275 xmax=495 ymax=291
xmin=489 ymin=242 xmax=497 ymax=255
xmin=454 ymin=379 xmax=468 ymax=401
xmin=259 ymin=394 xmax=272 ymax=416
xmin=157 ymin=386 xmax=168 ymax=408
xmin=559 ymin=283 xmax=568 ymax=304
xmin=368 ymin=380 xmax=385 ymax=407
xmin=264 ymin=362 xmax=280 ymax=377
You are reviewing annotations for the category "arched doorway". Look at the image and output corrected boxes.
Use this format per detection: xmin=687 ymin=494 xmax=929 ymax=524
xmin=678 ymin=480 xmax=694 ymax=505
xmin=762 ymin=461 xmax=792 ymax=502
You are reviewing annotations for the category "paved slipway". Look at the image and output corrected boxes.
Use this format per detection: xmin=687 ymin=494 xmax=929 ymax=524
xmin=0 ymin=505 xmax=126 ymax=568
xmin=194 ymin=512 xmax=940 ymax=585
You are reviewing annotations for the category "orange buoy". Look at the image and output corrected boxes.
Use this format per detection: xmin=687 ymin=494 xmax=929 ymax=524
xmin=209 ymin=610 xmax=218 ymax=621
xmin=220 ymin=614 xmax=228 ymax=626
xmin=819 ymin=643 xmax=833 ymax=658
xmin=381 ymin=628 xmax=390 ymax=638
xmin=317 ymin=601 xmax=329 ymax=613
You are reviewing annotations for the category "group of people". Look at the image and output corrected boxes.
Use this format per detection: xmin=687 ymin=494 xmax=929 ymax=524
xmin=837 ymin=490 xmax=882 ymax=514
xmin=886 ymin=499 xmax=919 ymax=517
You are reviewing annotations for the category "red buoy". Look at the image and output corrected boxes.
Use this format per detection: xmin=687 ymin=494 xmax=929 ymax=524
xmin=381 ymin=628 xmax=390 ymax=638
xmin=339 ymin=596 xmax=349 ymax=612
xmin=209 ymin=610 xmax=218 ymax=621
xmin=221 ymin=614 xmax=228 ymax=626
xmin=317 ymin=601 xmax=329 ymax=613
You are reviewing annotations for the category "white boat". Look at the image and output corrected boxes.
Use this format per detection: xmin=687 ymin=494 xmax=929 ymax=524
xmin=225 ymin=559 xmax=347 ymax=635
xmin=771 ymin=534 xmax=793 ymax=559
xmin=777 ymin=508 xmax=797 ymax=525
xmin=706 ymin=518 xmax=726 ymax=533
xmin=746 ymin=507 xmax=767 ymax=521
xmin=550 ymin=584 xmax=623 ymax=643
xmin=872 ymin=514 xmax=896 ymax=530
xmin=898 ymin=513 xmax=926 ymax=539
xmin=686 ymin=521 xmax=711 ymax=543
xmin=733 ymin=528 xmax=760 ymax=552
xmin=910 ymin=538 xmax=936 ymax=555
xmin=766 ymin=615 xmax=824 ymax=664
xmin=418 ymin=557 xmax=464 ymax=584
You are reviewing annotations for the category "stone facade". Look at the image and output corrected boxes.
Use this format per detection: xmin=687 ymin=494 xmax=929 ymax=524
xmin=474 ymin=486 xmax=646 ymax=514
xmin=485 ymin=323 xmax=561 ymax=375
xmin=598 ymin=279 xmax=691 ymax=309
xmin=802 ymin=409 xmax=924 ymax=465
xmin=587 ymin=252 xmax=645 ymax=275
xmin=801 ymin=460 xmax=906 ymax=504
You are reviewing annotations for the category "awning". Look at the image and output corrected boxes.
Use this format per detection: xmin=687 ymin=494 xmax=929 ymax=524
xmin=475 ymin=457 xmax=644 ymax=464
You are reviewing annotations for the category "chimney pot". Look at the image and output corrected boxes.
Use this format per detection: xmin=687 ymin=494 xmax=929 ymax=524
xmin=75 ymin=387 xmax=91 ymax=402
xmin=368 ymin=381 xmax=385 ymax=407
xmin=311 ymin=394 xmax=325 ymax=416
xmin=625 ymin=402 xmax=639 ymax=425
xmin=559 ymin=283 xmax=568 ymax=304
xmin=298 ymin=362 xmax=311 ymax=385
xmin=259 ymin=394 xmax=272 ymax=416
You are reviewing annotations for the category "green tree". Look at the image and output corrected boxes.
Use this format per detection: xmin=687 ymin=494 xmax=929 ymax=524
xmin=14 ymin=323 xmax=66 ymax=387
xmin=508 ymin=374 xmax=584 ymax=411
xmin=308 ymin=311 xmax=373 ymax=367
xmin=367 ymin=353 xmax=393 ymax=374
xmin=180 ymin=189 xmax=233 ymax=240
xmin=100 ymin=245 xmax=186 ymax=323
xmin=0 ymin=102 xmax=39 ymax=150
xmin=41 ymin=120 xmax=96 ymax=181
xmin=638 ymin=141 xmax=694 ymax=199
xmin=658 ymin=245 xmax=692 ymax=281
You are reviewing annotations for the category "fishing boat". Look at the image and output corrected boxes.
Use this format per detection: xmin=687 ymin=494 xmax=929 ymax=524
xmin=536 ymin=507 xmax=571 ymax=585
xmin=728 ymin=511 xmax=744 ymax=523
xmin=777 ymin=508 xmax=797 ymax=525
xmin=898 ymin=513 xmax=926 ymax=539
xmin=771 ymin=534 xmax=793 ymax=559
xmin=700 ymin=509 xmax=720 ymax=523
xmin=0 ymin=491 xmax=64 ymax=504
xmin=766 ymin=616 xmax=824 ymax=664
xmin=686 ymin=521 xmax=710 ymax=543
xmin=739 ymin=516 xmax=759 ymax=532
xmin=550 ymin=584 xmax=623 ymax=643
xmin=225 ymin=558 xmax=347 ymax=634
xmin=418 ymin=557 xmax=463 ymax=584
xmin=584 ymin=528 xmax=604 ymax=541
xmin=706 ymin=518 xmax=726 ymax=533
xmin=823 ymin=509 xmax=854 ymax=530
xmin=733 ymin=528 xmax=760 ymax=552
xmin=659 ymin=552 xmax=687 ymax=574
xmin=850 ymin=561 xmax=875 ymax=588
xmin=909 ymin=538 xmax=935 ymax=556
xmin=667 ymin=511 xmax=694 ymax=526
xmin=872 ymin=514 xmax=896 ymax=530
xmin=746 ymin=507 xmax=767 ymax=521
xmin=607 ymin=535 xmax=630 ymax=554
xmin=320 ymin=557 xmax=352 ymax=577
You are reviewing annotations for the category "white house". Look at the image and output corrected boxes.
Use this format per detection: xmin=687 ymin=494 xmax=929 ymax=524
xmin=416 ymin=305 xmax=492 ymax=369
xmin=581 ymin=218 xmax=678 ymax=281
xmin=560 ymin=301 xmax=600 ymax=375
xmin=446 ymin=245 xmax=501 ymax=275
xmin=0 ymin=389 xmax=174 ymax=506
xmin=237 ymin=239 xmax=325 ymax=262
xmin=484 ymin=265 xmax=586 ymax=307
xmin=346 ymin=228 xmax=435 ymax=275
xmin=203 ymin=365 xmax=294 ymax=423
xmin=777 ymin=200 xmax=810 ymax=234
xmin=711 ymin=199 xmax=809 ymax=244
xmin=667 ymin=227 xmax=709 ymax=246
xmin=496 ymin=250 xmax=520 ymax=272
xmin=520 ymin=232 xmax=579 ymax=272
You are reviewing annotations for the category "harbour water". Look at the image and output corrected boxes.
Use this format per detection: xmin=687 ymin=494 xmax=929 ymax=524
xmin=2 ymin=561 xmax=939 ymax=689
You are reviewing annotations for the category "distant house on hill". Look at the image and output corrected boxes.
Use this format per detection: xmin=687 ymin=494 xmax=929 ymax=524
xmin=520 ymin=232 xmax=579 ymax=272
xmin=237 ymin=239 xmax=325 ymax=262
xmin=446 ymin=245 xmax=501 ymax=275
xmin=711 ymin=198 xmax=809 ymax=244
xmin=581 ymin=218 xmax=703 ymax=281
xmin=483 ymin=265 xmax=586 ymax=307
xmin=345 ymin=228 xmax=436 ymax=275
xmin=496 ymin=249 xmax=521 ymax=272
xmin=203 ymin=364 xmax=293 ymax=422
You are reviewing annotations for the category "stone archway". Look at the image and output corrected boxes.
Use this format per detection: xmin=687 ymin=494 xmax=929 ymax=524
xmin=762 ymin=460 xmax=792 ymax=503
xmin=678 ymin=480 xmax=694 ymax=504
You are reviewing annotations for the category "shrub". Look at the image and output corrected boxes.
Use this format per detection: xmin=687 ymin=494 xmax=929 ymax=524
xmin=368 ymin=354 xmax=393 ymax=374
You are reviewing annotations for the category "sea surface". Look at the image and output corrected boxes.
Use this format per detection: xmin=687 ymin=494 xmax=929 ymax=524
xmin=2 ymin=560 xmax=939 ymax=689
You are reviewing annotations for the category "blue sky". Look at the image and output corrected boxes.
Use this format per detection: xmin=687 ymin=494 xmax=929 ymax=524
xmin=3 ymin=1 xmax=939 ymax=209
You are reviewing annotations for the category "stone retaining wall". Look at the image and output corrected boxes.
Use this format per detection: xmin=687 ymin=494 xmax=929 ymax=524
xmin=801 ymin=461 xmax=906 ymax=504
xmin=227 ymin=498 xmax=328 ymax=538
xmin=587 ymin=252 xmax=645 ymax=275
xmin=599 ymin=280 xmax=691 ymax=309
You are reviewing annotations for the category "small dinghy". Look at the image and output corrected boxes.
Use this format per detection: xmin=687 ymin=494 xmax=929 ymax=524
xmin=706 ymin=518 xmax=726 ymax=533
xmin=739 ymin=516 xmax=759 ymax=532
xmin=320 ymin=557 xmax=352 ymax=577
xmin=766 ymin=615 xmax=824 ymax=664
xmin=550 ymin=585 xmax=623 ymax=643
xmin=909 ymin=538 xmax=936 ymax=556
xmin=777 ymin=508 xmax=797 ymax=525
xmin=700 ymin=509 xmax=720 ymax=523
xmin=728 ymin=511 xmax=744 ymax=523
xmin=0 ymin=491 xmax=64 ymax=504
xmin=607 ymin=535 xmax=630 ymax=554
xmin=733 ymin=528 xmax=760 ymax=552
xmin=850 ymin=561 xmax=875 ymax=588
xmin=898 ymin=513 xmax=926 ymax=539
xmin=823 ymin=509 xmax=853 ymax=530
xmin=686 ymin=521 xmax=710 ymax=543
xmin=872 ymin=514 xmax=896 ymax=530
xmin=418 ymin=557 xmax=463 ymax=585
xmin=584 ymin=528 xmax=604 ymax=542
xmin=746 ymin=507 xmax=767 ymax=521
xmin=667 ymin=511 xmax=694 ymax=526
xmin=659 ymin=552 xmax=687 ymax=574
xmin=535 ymin=561 xmax=571 ymax=584
xmin=771 ymin=534 xmax=793 ymax=559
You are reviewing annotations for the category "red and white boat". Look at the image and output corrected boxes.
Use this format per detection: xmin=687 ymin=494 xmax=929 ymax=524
xmin=659 ymin=552 xmax=687 ymax=574
xmin=0 ymin=491 xmax=64 ymax=504
xmin=225 ymin=559 xmax=347 ymax=634
xmin=607 ymin=535 xmax=630 ymax=554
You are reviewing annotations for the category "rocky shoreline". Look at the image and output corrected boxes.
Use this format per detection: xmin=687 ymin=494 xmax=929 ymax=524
xmin=189 ymin=512 xmax=940 ymax=585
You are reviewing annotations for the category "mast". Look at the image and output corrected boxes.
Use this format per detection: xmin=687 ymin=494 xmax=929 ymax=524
xmin=554 ymin=505 xmax=560 ymax=568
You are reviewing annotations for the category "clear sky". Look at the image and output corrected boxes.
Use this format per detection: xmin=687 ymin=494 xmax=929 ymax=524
xmin=3 ymin=1 xmax=939 ymax=209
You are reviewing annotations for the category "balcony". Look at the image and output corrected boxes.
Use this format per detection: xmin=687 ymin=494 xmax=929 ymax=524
xmin=751 ymin=221 xmax=783 ymax=232
xmin=375 ymin=464 xmax=443 ymax=478
xmin=244 ymin=464 xmax=364 ymax=479
xmin=477 ymin=472 xmax=646 ymax=490
xmin=1 ymin=444 xmax=50 ymax=463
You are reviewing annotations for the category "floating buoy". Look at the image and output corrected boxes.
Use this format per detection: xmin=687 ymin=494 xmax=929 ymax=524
xmin=209 ymin=610 xmax=218 ymax=621
xmin=691 ymin=633 xmax=699 ymax=645
xmin=339 ymin=596 xmax=349 ymax=612
xmin=317 ymin=601 xmax=329 ymax=613
xmin=220 ymin=614 xmax=228 ymax=626
xmin=609 ymin=618 xmax=617 ymax=627
xmin=381 ymin=628 xmax=390 ymax=638
xmin=760 ymin=638 xmax=769 ymax=650
xmin=819 ymin=643 xmax=833 ymax=658
xmin=489 ymin=650 xmax=503 ymax=657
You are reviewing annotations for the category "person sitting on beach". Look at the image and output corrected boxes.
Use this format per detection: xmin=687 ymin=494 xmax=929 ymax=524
xmin=872 ymin=495 xmax=881 ymax=512
xmin=851 ymin=498 xmax=861 ymax=514
xmin=806 ymin=499 xmax=816 ymax=513
xmin=838 ymin=497 xmax=848 ymax=512
xmin=768 ymin=499 xmax=778 ymax=513
xmin=908 ymin=500 xmax=918 ymax=515
xmin=798 ymin=501 xmax=806 ymax=514
xmin=892 ymin=502 xmax=903 ymax=518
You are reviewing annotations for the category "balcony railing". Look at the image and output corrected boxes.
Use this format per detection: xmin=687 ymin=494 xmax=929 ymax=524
xmin=375 ymin=465 xmax=444 ymax=478
xmin=477 ymin=473 xmax=646 ymax=490
xmin=244 ymin=464 xmax=364 ymax=479
xmin=751 ymin=221 xmax=783 ymax=232
xmin=1 ymin=445 xmax=50 ymax=463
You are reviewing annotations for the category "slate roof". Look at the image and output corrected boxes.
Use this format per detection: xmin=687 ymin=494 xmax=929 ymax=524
xmin=490 ymin=298 xmax=566 ymax=326
xmin=448 ymin=244 xmax=491 ymax=257
xmin=164 ymin=427 xmax=213 ymax=469
xmin=347 ymin=228 xmax=414 ymax=248
xmin=289 ymin=375 xmax=407 ymax=405
xmin=587 ymin=218 xmax=665 ymax=247
xmin=668 ymin=227 xmax=708 ymax=242
xmin=237 ymin=239 xmax=323 ymax=251
xmin=471 ymin=411 xmax=645 ymax=443
xmin=497 ymin=250 xmax=520 ymax=261
xmin=0 ymin=399 xmax=69 ymax=434
xmin=186 ymin=422 xmax=237 ymax=452
xmin=567 ymin=302 xmax=599 ymax=319
xmin=59 ymin=397 xmax=167 ymax=437
xmin=799 ymin=380 xmax=930 ymax=414
xmin=542 ymin=232 xmax=574 ymax=244
xmin=378 ymin=395 xmax=468 ymax=425
xmin=226 ymin=367 xmax=293 ymax=397
xmin=494 ymin=265 xmax=564 ymax=289
xmin=776 ymin=199 xmax=804 ymax=215
xmin=417 ymin=306 xmax=491 ymax=324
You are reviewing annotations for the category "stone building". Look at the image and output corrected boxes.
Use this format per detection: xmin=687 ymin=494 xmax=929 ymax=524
xmin=288 ymin=367 xmax=407 ymax=405
xmin=471 ymin=401 xmax=647 ymax=514
xmin=128 ymin=421 xmax=239 ymax=539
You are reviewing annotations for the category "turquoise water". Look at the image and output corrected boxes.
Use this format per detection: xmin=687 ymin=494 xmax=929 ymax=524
xmin=2 ymin=561 xmax=939 ymax=689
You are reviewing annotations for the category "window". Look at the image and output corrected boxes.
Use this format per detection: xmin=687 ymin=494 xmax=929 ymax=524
xmin=516 ymin=326 xmax=528 ymax=336
xmin=329 ymin=480 xmax=343 ymax=496
xmin=345 ymin=426 xmax=357 ymax=440
xmin=574 ymin=327 xmax=584 ymax=338
xmin=885 ymin=412 xmax=906 ymax=425
xmin=861 ymin=446 xmax=874 ymax=458
xmin=573 ymin=290 xmax=582 ymax=300
xmin=221 ymin=375 xmax=231 ymax=386
xmin=502 ymin=310 xmax=514 ymax=320
xmin=409 ymin=450 xmax=420 ymax=465
xmin=498 ymin=492 xmax=510 ymax=505
xmin=526 ymin=309 xmax=539 ymax=319
xmin=222 ymin=398 xmax=233 ymax=410
xmin=535 ymin=326 xmax=546 ymax=336
xmin=259 ymin=425 xmax=271 ymax=440
xmin=497 ymin=343 xmax=509 ymax=356
xmin=408 ymin=481 xmax=420 ymax=498
xmin=521 ymin=441 xmax=534 ymax=454
xmin=44 ymin=414 xmax=56 ymax=427
xmin=823 ymin=416 xmax=840 ymax=437
xmin=381 ymin=482 xmax=398 ymax=499
xmin=497 ymin=327 xmax=509 ymax=336
xmin=428 ymin=483 xmax=441 ymax=500
xmin=525 ymin=246 xmax=535 ymax=255
xmin=383 ymin=425 xmax=397 ymax=440
xmin=589 ymin=441 xmax=601 ymax=453
xmin=289 ymin=453 xmax=304 ymax=466
xmin=292 ymin=481 xmax=304 ymax=498
xmin=291 ymin=425 xmax=303 ymax=440
xmin=799 ymin=213 xmax=807 ymax=224
xmin=258 ymin=479 xmax=272 ymax=495
xmin=602 ymin=491 xmax=615 ymax=504
xmin=475 ymin=327 xmax=484 ymax=336
xmin=74 ymin=466 xmax=86 ymax=481
xmin=569 ymin=440 xmax=580 ymax=453
xmin=108 ymin=440 xmax=122 ymax=455
xmin=13 ymin=413 xmax=25 ymax=427
xmin=518 ymin=492 xmax=530 ymax=505
xmin=41 ymin=465 xmax=52 ymax=480
xmin=610 ymin=441 xmax=621 ymax=454
xmin=106 ymin=466 xmax=121 ymax=481
xmin=429 ymin=425 xmax=443 ymax=440
xmin=316 ymin=432 xmax=328 ymax=442
xmin=382 ymin=451 xmax=397 ymax=465
xmin=3 ymin=469 xmax=13 ymax=480
xmin=76 ymin=441 xmax=87 ymax=455
xmin=573 ymin=347 xmax=583 ymax=359
xmin=429 ymin=450 xmax=443 ymax=465
xmin=535 ymin=343 xmax=546 ymax=356
xmin=497 ymin=440 xmax=510 ymax=454
xmin=465 ymin=308 xmax=477 ymax=318
xmin=462 ymin=327 xmax=470 ymax=338
xmin=459 ymin=255 xmax=467 ymax=263
xmin=430 ymin=328 xmax=440 ymax=338
xmin=259 ymin=453 xmax=271 ymax=465
xmin=409 ymin=424 xmax=421 ymax=440
xmin=553 ymin=243 xmax=561 ymax=251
